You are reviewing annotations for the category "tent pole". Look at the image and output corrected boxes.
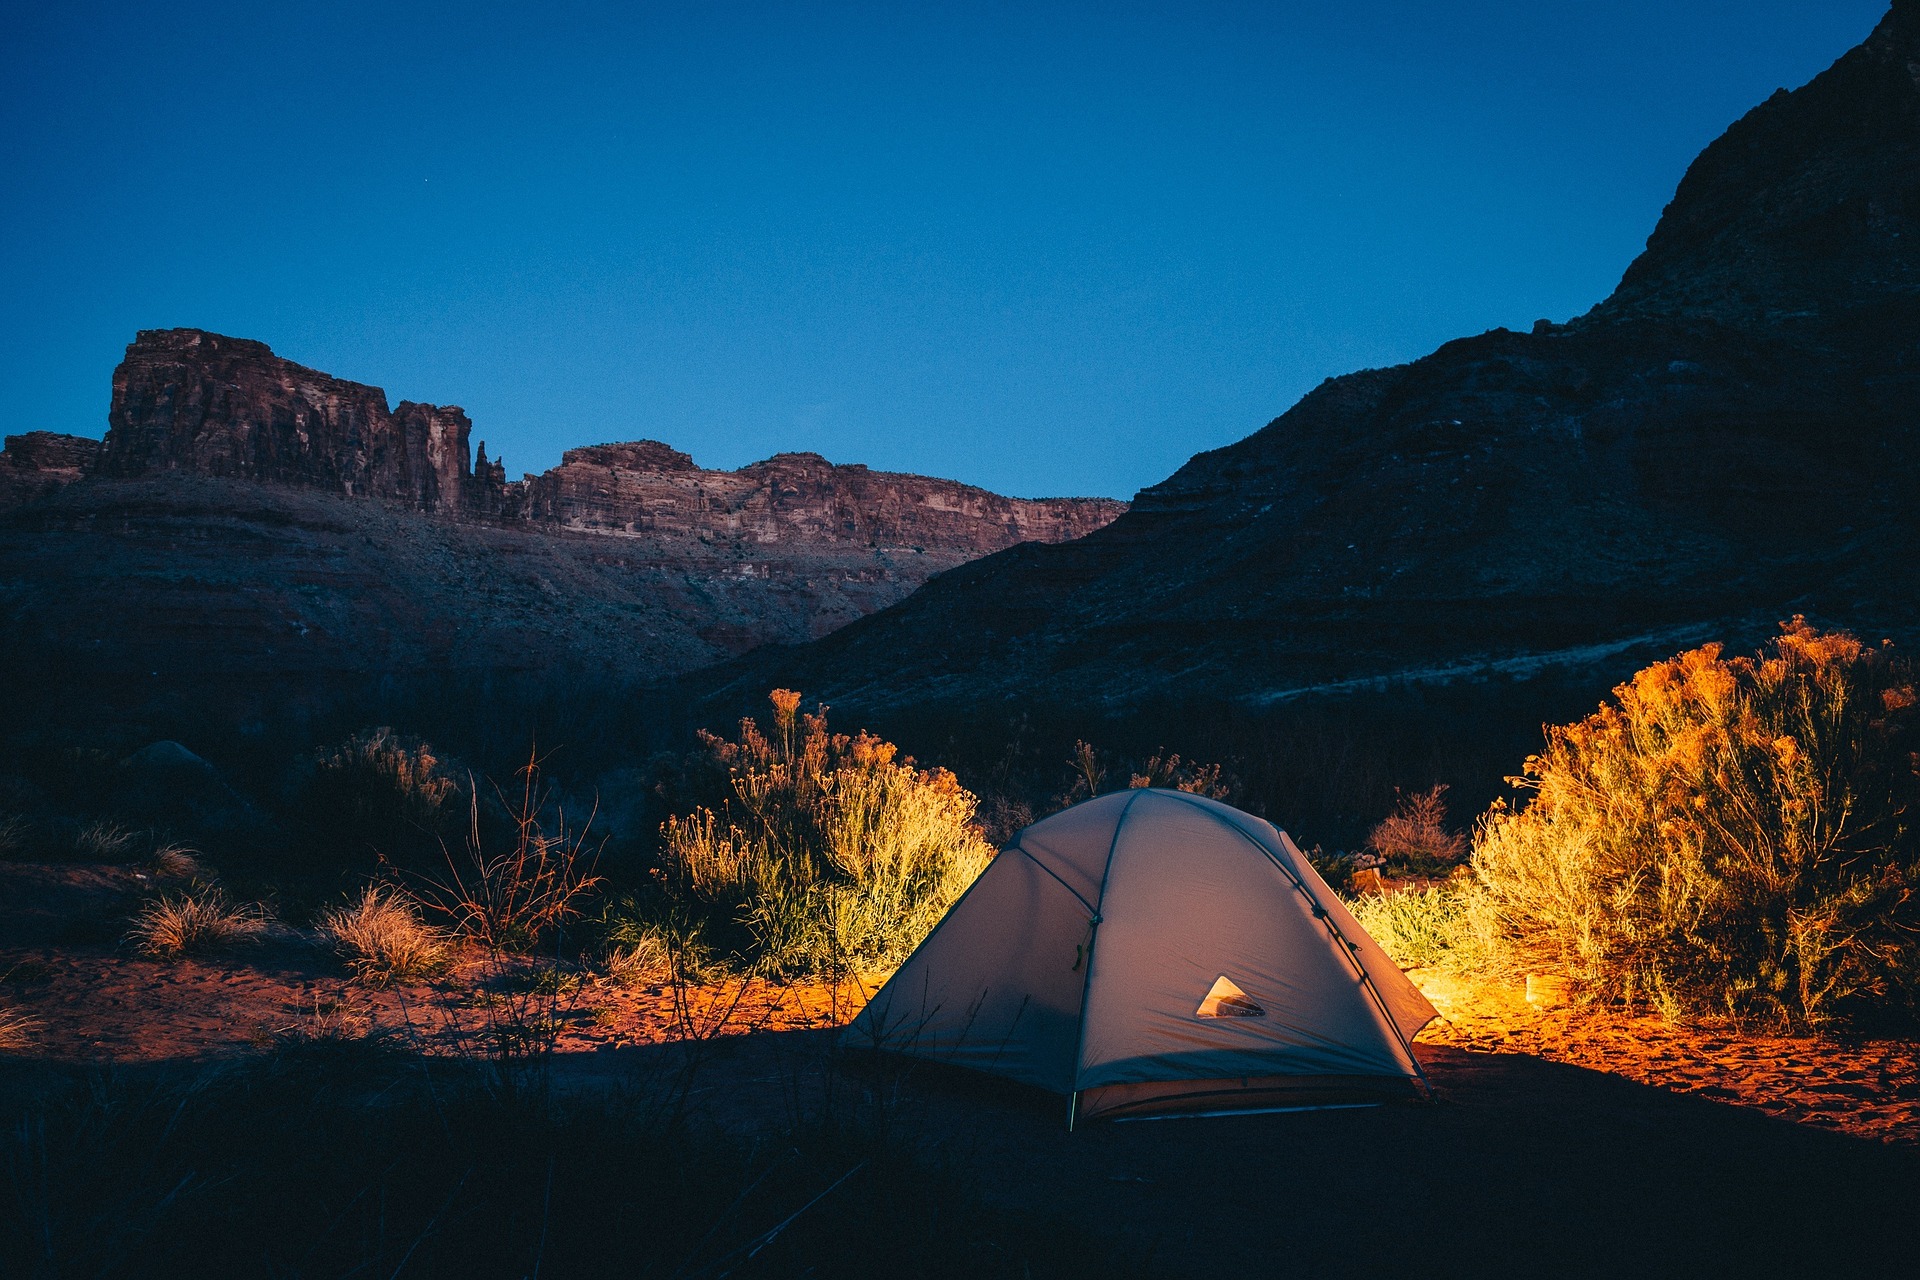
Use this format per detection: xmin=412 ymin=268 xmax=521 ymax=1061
xmin=1068 ymin=1091 xmax=1079 ymax=1133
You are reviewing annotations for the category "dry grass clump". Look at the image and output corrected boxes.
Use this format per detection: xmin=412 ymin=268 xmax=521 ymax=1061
xmin=600 ymin=934 xmax=672 ymax=988
xmin=0 ymin=1006 xmax=39 ymax=1052
xmin=0 ymin=814 xmax=31 ymax=859
xmin=127 ymin=888 xmax=268 ymax=959
xmin=74 ymin=820 xmax=142 ymax=861
xmin=1472 ymin=621 xmax=1920 ymax=1029
xmin=657 ymin=690 xmax=993 ymax=975
xmin=148 ymin=842 xmax=207 ymax=881
xmin=317 ymin=886 xmax=452 ymax=985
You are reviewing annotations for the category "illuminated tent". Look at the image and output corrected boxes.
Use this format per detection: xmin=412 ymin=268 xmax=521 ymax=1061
xmin=845 ymin=788 xmax=1436 ymax=1124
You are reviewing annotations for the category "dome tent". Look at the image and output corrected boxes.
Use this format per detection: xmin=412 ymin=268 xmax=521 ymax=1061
xmin=845 ymin=789 xmax=1437 ymax=1124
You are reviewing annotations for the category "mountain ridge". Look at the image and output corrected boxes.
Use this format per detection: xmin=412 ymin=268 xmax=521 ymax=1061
xmin=685 ymin=2 xmax=1920 ymax=718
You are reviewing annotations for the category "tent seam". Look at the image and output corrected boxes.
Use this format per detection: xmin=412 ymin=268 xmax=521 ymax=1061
xmin=1067 ymin=790 xmax=1146 ymax=1096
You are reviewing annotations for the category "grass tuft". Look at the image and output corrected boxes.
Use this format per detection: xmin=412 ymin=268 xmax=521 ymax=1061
xmin=0 ymin=1006 xmax=39 ymax=1052
xmin=73 ymin=819 xmax=142 ymax=862
xmin=148 ymin=842 xmax=206 ymax=880
xmin=316 ymin=885 xmax=452 ymax=985
xmin=126 ymin=888 xmax=268 ymax=959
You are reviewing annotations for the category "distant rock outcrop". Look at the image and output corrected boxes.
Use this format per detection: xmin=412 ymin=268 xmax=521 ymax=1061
xmin=72 ymin=328 xmax=1123 ymax=559
xmin=0 ymin=432 xmax=99 ymax=506
xmin=692 ymin=1 xmax=1920 ymax=716
xmin=0 ymin=330 xmax=1123 ymax=693
xmin=521 ymin=441 xmax=1120 ymax=552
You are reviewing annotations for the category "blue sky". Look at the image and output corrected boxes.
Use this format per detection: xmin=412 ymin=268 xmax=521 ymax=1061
xmin=0 ymin=2 xmax=1889 ymax=499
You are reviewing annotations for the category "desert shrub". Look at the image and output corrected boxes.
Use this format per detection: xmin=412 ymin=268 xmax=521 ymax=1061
xmin=1058 ymin=740 xmax=1236 ymax=807
xmin=317 ymin=886 xmax=451 ymax=984
xmin=298 ymin=728 xmax=462 ymax=862
xmin=1348 ymin=883 xmax=1486 ymax=975
xmin=127 ymin=888 xmax=268 ymax=959
xmin=656 ymin=691 xmax=993 ymax=976
xmin=0 ymin=814 xmax=31 ymax=859
xmin=1471 ymin=621 xmax=1920 ymax=1028
xmin=1366 ymin=784 xmax=1468 ymax=873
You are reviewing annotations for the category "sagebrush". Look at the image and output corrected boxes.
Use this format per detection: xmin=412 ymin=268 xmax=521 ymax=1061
xmin=1471 ymin=621 xmax=1920 ymax=1028
xmin=656 ymin=690 xmax=993 ymax=975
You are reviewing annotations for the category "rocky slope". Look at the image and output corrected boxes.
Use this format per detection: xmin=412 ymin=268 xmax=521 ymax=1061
xmin=694 ymin=2 xmax=1920 ymax=715
xmin=0 ymin=337 xmax=1121 ymax=694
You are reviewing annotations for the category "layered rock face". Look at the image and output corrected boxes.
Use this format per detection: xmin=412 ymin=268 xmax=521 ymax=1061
xmin=100 ymin=329 xmax=480 ymax=513
xmin=0 ymin=432 xmax=100 ymax=506
xmin=522 ymin=441 xmax=1121 ymax=553
xmin=696 ymin=2 xmax=1920 ymax=715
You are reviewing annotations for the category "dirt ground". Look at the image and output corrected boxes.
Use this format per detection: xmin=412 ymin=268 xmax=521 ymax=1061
xmin=5 ymin=860 xmax=1919 ymax=1276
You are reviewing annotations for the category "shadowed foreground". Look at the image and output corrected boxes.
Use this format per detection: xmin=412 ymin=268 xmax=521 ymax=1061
xmin=558 ymin=1029 xmax=1920 ymax=1278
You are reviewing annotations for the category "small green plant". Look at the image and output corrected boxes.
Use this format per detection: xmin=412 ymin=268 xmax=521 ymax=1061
xmin=127 ymin=888 xmax=268 ymax=959
xmin=317 ymin=886 xmax=451 ymax=985
xmin=656 ymin=691 xmax=993 ymax=976
xmin=1471 ymin=621 xmax=1920 ymax=1029
xmin=1347 ymin=883 xmax=1486 ymax=975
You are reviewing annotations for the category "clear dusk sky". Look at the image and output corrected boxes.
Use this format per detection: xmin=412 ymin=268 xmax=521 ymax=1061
xmin=0 ymin=2 xmax=1890 ymax=499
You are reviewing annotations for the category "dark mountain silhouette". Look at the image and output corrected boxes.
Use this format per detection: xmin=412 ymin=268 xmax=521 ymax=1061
xmin=692 ymin=2 xmax=1920 ymax=718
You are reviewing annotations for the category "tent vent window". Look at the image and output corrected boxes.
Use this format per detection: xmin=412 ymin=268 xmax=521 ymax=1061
xmin=1196 ymin=975 xmax=1264 ymax=1018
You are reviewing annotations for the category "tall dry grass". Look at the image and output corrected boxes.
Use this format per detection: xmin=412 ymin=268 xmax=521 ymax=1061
xmin=656 ymin=690 xmax=993 ymax=975
xmin=1470 ymin=621 xmax=1920 ymax=1028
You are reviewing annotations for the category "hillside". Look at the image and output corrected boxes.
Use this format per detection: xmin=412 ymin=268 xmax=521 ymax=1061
xmin=690 ymin=2 xmax=1920 ymax=718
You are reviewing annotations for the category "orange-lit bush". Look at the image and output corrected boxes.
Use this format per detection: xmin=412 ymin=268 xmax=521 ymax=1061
xmin=657 ymin=691 xmax=993 ymax=975
xmin=1472 ymin=621 xmax=1920 ymax=1028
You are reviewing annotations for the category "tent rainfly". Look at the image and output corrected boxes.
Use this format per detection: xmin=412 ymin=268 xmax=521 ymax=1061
xmin=845 ymin=789 xmax=1438 ymax=1124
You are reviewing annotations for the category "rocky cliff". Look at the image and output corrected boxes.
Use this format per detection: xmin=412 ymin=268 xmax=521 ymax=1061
xmin=692 ymin=2 xmax=1920 ymax=716
xmin=99 ymin=330 xmax=481 ymax=513
xmin=61 ymin=327 xmax=1123 ymax=558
